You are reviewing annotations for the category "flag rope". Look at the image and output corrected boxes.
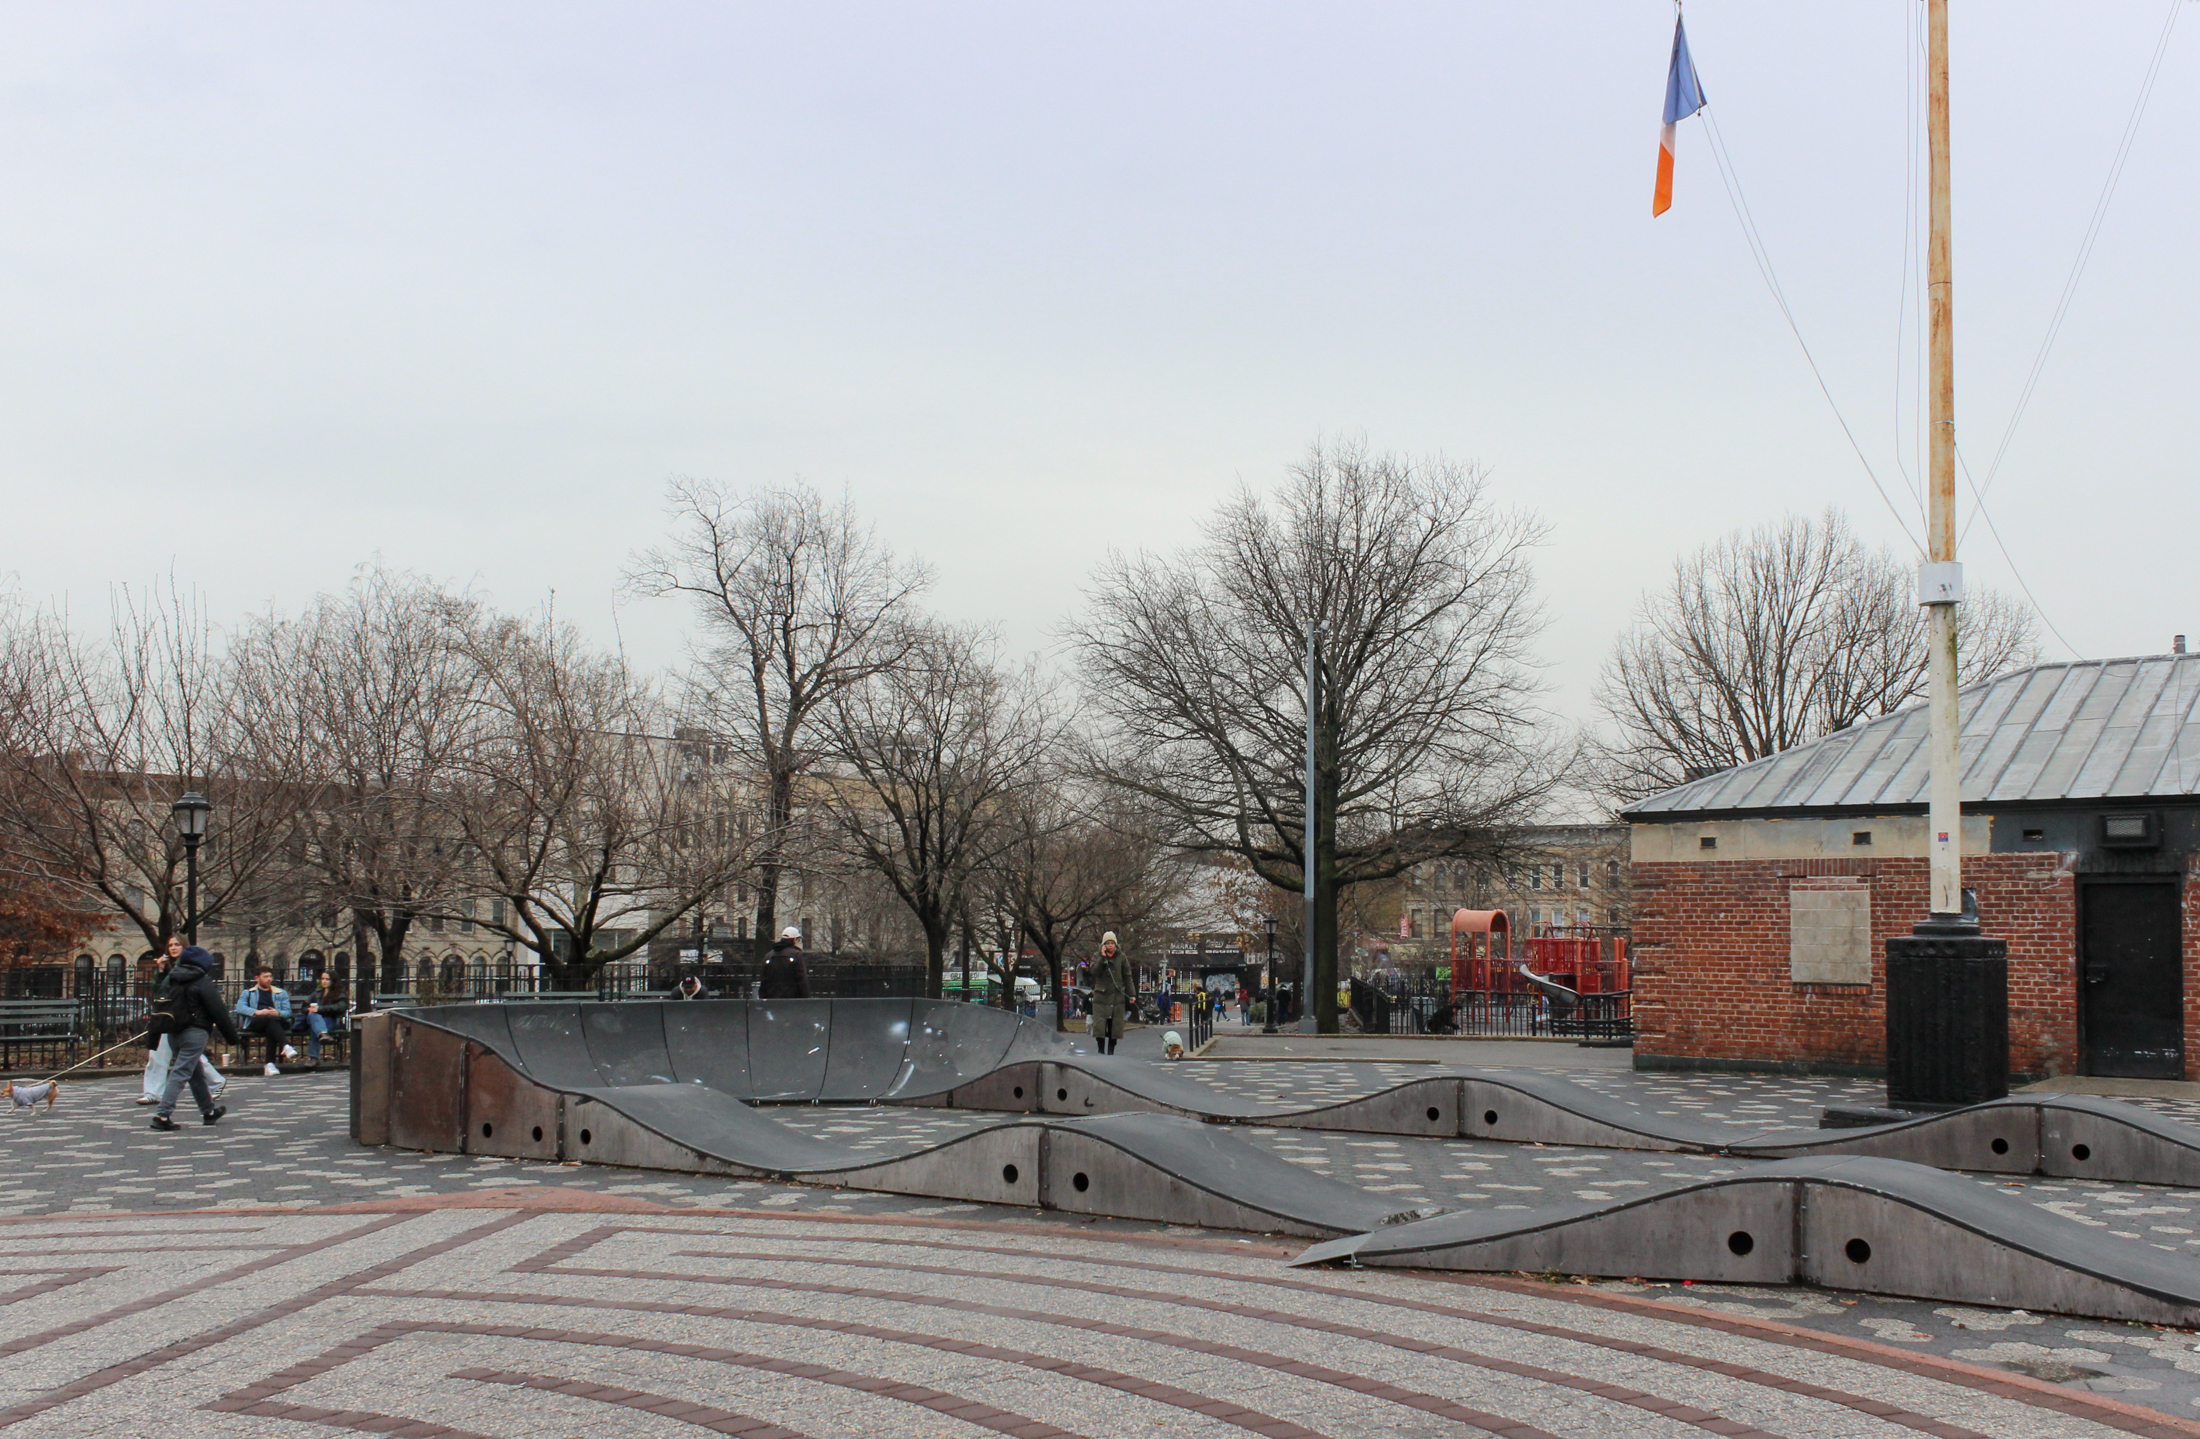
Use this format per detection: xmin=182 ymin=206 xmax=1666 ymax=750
xmin=1698 ymin=107 xmax=1925 ymax=554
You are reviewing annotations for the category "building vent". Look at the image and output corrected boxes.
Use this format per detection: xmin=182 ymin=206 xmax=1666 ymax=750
xmin=2101 ymin=812 xmax=2161 ymax=849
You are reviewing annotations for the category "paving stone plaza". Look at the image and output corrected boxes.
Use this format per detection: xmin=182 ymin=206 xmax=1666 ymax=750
xmin=8 ymin=1034 xmax=2200 ymax=1437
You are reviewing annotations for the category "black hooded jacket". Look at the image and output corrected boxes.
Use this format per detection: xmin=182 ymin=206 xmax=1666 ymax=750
xmin=168 ymin=947 xmax=242 ymax=1044
xmin=759 ymin=939 xmax=810 ymax=1000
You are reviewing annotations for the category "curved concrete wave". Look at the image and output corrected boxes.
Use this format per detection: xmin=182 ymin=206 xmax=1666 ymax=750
xmin=354 ymin=1004 xmax=1405 ymax=1237
xmin=1294 ymin=1153 xmax=2200 ymax=1325
xmin=383 ymin=999 xmax=2200 ymax=1187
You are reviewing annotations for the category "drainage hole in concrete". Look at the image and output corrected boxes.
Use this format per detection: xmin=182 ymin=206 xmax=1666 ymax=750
xmin=1072 ymin=1171 xmax=1091 ymax=1192
xmin=1727 ymin=1230 xmax=1754 ymax=1256
xmin=1013 ymin=1086 xmax=1024 ymax=1100
xmin=1002 ymin=1164 xmax=1019 ymax=1185
xmin=1057 ymin=1089 xmax=1069 ymax=1102
xmin=579 ymin=1129 xmax=592 ymax=1146
xmin=531 ymin=1126 xmax=543 ymax=1142
xmin=1426 ymin=1107 xmax=1441 ymax=1122
xmin=2072 ymin=1143 xmax=2092 ymax=1162
xmin=1845 ymin=1238 xmax=1871 ymax=1264
xmin=1483 ymin=1110 xmax=1498 ymax=1126
xmin=480 ymin=1123 xmax=493 ymax=1140
xmin=1991 ymin=1137 xmax=2009 ymax=1155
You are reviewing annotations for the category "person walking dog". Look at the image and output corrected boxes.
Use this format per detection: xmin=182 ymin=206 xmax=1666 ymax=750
xmin=140 ymin=937 xmax=225 ymax=1105
xmin=151 ymin=945 xmax=240 ymax=1131
xmin=1088 ymin=931 xmax=1131 ymax=1055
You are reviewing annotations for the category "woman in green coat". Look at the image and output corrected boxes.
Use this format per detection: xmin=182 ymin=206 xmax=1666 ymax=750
xmin=1087 ymin=931 xmax=1131 ymax=1055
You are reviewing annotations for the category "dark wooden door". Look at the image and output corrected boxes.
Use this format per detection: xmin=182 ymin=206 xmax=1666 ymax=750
xmin=2078 ymin=879 xmax=2184 ymax=1079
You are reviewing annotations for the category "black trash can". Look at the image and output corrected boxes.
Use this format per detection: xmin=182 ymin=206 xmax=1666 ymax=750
xmin=1884 ymin=917 xmax=2009 ymax=1110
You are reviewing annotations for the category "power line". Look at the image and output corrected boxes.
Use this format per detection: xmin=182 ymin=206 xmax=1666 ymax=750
xmin=1964 ymin=0 xmax=2183 ymax=540
xmin=1698 ymin=107 xmax=1924 ymax=553
xmin=1954 ymin=443 xmax=2083 ymax=661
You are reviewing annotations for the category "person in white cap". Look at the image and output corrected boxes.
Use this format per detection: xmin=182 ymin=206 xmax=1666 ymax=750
xmin=1087 ymin=932 xmax=1130 ymax=1055
xmin=760 ymin=926 xmax=810 ymax=999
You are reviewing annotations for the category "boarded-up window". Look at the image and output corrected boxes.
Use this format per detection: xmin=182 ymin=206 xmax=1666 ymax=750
xmin=1789 ymin=886 xmax=1871 ymax=985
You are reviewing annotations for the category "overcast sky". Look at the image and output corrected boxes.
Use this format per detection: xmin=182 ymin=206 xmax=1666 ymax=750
xmin=3 ymin=2 xmax=2194 ymax=731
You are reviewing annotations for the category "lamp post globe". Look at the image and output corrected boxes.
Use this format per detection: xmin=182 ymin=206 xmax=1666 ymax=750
xmin=171 ymin=791 xmax=212 ymax=945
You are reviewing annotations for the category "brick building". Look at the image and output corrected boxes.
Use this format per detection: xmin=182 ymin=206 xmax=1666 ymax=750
xmin=1391 ymin=825 xmax=1630 ymax=968
xmin=1625 ymin=653 xmax=2200 ymax=1081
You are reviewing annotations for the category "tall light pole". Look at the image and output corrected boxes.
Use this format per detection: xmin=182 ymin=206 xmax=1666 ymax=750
xmin=1301 ymin=625 xmax=1319 ymax=1034
xmin=1884 ymin=0 xmax=2007 ymax=1112
xmin=171 ymin=791 xmax=212 ymax=946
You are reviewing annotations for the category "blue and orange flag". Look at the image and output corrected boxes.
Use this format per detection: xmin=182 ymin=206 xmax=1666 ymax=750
xmin=1653 ymin=15 xmax=1707 ymax=216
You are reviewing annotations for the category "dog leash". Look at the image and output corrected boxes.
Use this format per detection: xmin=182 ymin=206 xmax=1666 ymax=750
xmin=23 ymin=1034 xmax=165 ymax=1086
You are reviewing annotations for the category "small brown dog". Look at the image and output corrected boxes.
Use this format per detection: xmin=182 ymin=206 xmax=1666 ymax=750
xmin=2 ymin=1080 xmax=58 ymax=1114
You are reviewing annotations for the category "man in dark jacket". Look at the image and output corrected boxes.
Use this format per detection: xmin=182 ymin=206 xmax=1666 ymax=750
xmin=152 ymin=945 xmax=241 ymax=1131
xmin=759 ymin=927 xmax=810 ymax=1000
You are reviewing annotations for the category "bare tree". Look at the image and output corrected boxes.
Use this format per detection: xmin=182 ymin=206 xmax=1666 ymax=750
xmin=445 ymin=607 xmax=753 ymax=989
xmin=817 ymin=625 xmax=1055 ymax=998
xmin=0 ymin=588 xmax=100 ymax=962
xmin=228 ymin=568 xmax=484 ymax=995
xmin=1074 ymin=439 xmax=1558 ymax=1033
xmin=628 ymin=480 xmax=930 ymax=959
xmin=1591 ymin=509 xmax=2040 ymax=804
xmin=0 ymin=583 xmax=298 ymax=954
xmin=997 ymin=781 xmax=1186 ymax=1029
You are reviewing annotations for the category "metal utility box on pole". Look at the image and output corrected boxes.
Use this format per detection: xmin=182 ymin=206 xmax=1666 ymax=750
xmin=1884 ymin=0 xmax=2009 ymax=1110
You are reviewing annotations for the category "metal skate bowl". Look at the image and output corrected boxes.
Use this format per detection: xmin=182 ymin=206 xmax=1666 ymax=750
xmin=348 ymin=999 xmax=2200 ymax=1321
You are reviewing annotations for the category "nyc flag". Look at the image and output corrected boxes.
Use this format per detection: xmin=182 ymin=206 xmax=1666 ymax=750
xmin=1654 ymin=16 xmax=1708 ymax=216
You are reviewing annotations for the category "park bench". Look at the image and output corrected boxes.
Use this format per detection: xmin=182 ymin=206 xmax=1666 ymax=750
xmin=0 ymin=999 xmax=85 ymax=1070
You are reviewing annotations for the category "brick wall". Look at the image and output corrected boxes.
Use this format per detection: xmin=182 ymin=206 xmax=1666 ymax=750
xmin=1629 ymin=852 xmax=2200 ymax=1079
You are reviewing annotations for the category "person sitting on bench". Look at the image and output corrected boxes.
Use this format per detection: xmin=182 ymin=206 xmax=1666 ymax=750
xmin=233 ymin=968 xmax=296 ymax=1076
xmin=299 ymin=975 xmax=346 ymax=1060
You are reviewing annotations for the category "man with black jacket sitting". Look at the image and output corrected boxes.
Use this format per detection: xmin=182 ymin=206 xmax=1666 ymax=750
xmin=152 ymin=945 xmax=241 ymax=1131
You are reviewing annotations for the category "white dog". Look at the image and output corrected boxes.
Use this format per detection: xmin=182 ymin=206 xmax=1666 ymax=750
xmin=1162 ymin=1030 xmax=1185 ymax=1060
xmin=2 ymin=1080 xmax=57 ymax=1114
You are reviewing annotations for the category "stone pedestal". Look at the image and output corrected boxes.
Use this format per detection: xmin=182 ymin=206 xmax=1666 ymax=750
xmin=1884 ymin=916 xmax=2009 ymax=1111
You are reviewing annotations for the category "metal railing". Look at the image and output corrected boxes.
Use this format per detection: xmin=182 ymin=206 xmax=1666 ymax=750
xmin=1348 ymin=974 xmax=1633 ymax=1042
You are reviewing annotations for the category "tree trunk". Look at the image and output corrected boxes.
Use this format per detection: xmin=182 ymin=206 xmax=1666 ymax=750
xmin=352 ymin=916 xmax=378 ymax=999
xmin=1039 ymin=940 xmax=1066 ymax=1031
xmin=924 ymin=920 xmax=948 ymax=1000
xmin=751 ymin=768 xmax=795 ymax=962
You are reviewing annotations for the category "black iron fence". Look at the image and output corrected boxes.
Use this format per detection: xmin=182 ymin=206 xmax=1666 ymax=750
xmin=1347 ymin=974 xmax=1633 ymax=1042
xmin=0 ymin=953 xmax=938 ymax=1072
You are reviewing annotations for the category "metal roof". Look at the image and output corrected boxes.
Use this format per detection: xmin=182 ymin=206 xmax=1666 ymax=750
xmin=1624 ymin=654 xmax=2200 ymax=819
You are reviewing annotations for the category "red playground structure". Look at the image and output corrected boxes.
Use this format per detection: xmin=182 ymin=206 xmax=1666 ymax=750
xmin=1448 ymin=909 xmax=1631 ymax=1036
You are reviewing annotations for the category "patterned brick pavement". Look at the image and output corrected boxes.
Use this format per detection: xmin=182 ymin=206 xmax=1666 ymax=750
xmin=12 ymin=1067 xmax=2200 ymax=1429
xmin=7 ymin=1204 xmax=2200 ymax=1437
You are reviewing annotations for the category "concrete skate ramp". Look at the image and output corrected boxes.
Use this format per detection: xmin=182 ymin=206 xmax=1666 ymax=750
xmin=1296 ymin=1154 xmax=2200 ymax=1325
xmin=928 ymin=1056 xmax=1738 ymax=1151
xmin=396 ymin=999 xmax=1735 ymax=1149
xmin=403 ymin=997 xmax=1084 ymax=1104
xmin=1727 ymin=1093 xmax=2200 ymax=1186
xmin=377 ymin=1001 xmax=2200 ymax=1189
xmin=355 ymin=1009 xmax=1399 ymax=1237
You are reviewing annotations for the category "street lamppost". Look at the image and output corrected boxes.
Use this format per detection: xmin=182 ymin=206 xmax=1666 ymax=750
xmin=171 ymin=791 xmax=212 ymax=946
xmin=1262 ymin=915 xmax=1279 ymax=1035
